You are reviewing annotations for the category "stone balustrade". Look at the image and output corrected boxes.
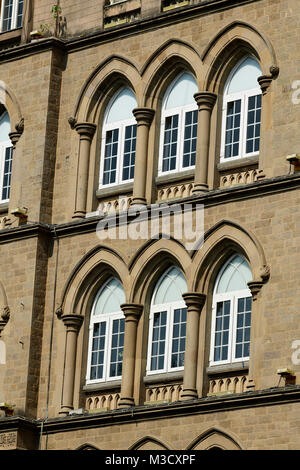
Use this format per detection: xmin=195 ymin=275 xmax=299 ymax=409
xmin=144 ymin=382 xmax=183 ymax=404
xmin=85 ymin=392 xmax=121 ymax=412
xmin=157 ymin=182 xmax=194 ymax=203
xmin=220 ymin=170 xmax=258 ymax=188
xmin=207 ymin=374 xmax=248 ymax=396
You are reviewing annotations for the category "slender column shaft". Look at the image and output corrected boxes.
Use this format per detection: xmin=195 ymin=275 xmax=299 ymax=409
xmin=60 ymin=314 xmax=83 ymax=415
xmin=73 ymin=122 xmax=96 ymax=219
xmin=118 ymin=303 xmax=143 ymax=408
xmin=192 ymin=92 xmax=217 ymax=194
xmin=131 ymin=108 xmax=155 ymax=206
xmin=181 ymin=292 xmax=206 ymax=400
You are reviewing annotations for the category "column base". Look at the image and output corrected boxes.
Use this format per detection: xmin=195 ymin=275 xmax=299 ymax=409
xmin=72 ymin=211 xmax=86 ymax=219
xmin=59 ymin=406 xmax=73 ymax=416
xmin=130 ymin=197 xmax=147 ymax=207
xmin=118 ymin=397 xmax=135 ymax=408
xmin=180 ymin=388 xmax=198 ymax=400
xmin=192 ymin=184 xmax=209 ymax=194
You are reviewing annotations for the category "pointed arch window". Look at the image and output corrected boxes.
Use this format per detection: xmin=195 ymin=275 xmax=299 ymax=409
xmin=210 ymin=255 xmax=253 ymax=365
xmin=86 ymin=277 xmax=126 ymax=384
xmin=147 ymin=266 xmax=187 ymax=374
xmin=0 ymin=0 xmax=23 ymax=32
xmin=99 ymin=87 xmax=137 ymax=188
xmin=0 ymin=110 xmax=13 ymax=203
xmin=159 ymin=72 xmax=198 ymax=175
xmin=221 ymin=57 xmax=262 ymax=161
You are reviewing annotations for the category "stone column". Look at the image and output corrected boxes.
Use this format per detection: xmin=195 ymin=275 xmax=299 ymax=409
xmin=118 ymin=303 xmax=143 ymax=408
xmin=131 ymin=108 xmax=155 ymax=206
xmin=192 ymin=92 xmax=217 ymax=194
xmin=73 ymin=122 xmax=96 ymax=219
xmin=5 ymin=124 xmax=24 ymax=227
xmin=181 ymin=292 xmax=206 ymax=400
xmin=60 ymin=314 xmax=83 ymax=415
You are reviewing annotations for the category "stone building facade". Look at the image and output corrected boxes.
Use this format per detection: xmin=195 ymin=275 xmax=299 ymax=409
xmin=0 ymin=0 xmax=300 ymax=450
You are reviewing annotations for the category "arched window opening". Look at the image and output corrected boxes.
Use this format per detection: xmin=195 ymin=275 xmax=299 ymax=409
xmin=147 ymin=266 xmax=187 ymax=374
xmin=0 ymin=108 xmax=12 ymax=203
xmin=0 ymin=0 xmax=23 ymax=32
xmin=159 ymin=72 xmax=198 ymax=175
xmin=99 ymin=87 xmax=138 ymax=188
xmin=221 ymin=57 xmax=262 ymax=161
xmin=209 ymin=255 xmax=253 ymax=365
xmin=86 ymin=277 xmax=126 ymax=383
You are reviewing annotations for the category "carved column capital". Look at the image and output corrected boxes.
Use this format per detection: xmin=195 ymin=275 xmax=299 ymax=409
xmin=182 ymin=292 xmax=206 ymax=310
xmin=247 ymin=281 xmax=264 ymax=301
xmin=61 ymin=314 xmax=84 ymax=332
xmin=258 ymin=75 xmax=273 ymax=95
xmin=74 ymin=122 xmax=97 ymax=139
xmin=133 ymin=108 xmax=155 ymax=127
xmin=0 ymin=306 xmax=10 ymax=337
xmin=120 ymin=303 xmax=143 ymax=323
xmin=9 ymin=131 xmax=22 ymax=148
xmin=194 ymin=92 xmax=217 ymax=111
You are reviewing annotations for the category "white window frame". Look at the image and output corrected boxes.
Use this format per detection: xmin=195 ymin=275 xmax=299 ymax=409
xmin=209 ymin=255 xmax=252 ymax=366
xmin=146 ymin=267 xmax=187 ymax=375
xmin=86 ymin=278 xmax=125 ymax=385
xmin=158 ymin=74 xmax=198 ymax=176
xmin=220 ymin=57 xmax=262 ymax=162
xmin=0 ymin=0 xmax=23 ymax=32
xmin=99 ymin=88 xmax=137 ymax=189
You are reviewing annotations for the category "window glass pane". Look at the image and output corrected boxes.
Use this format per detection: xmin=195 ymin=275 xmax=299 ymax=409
xmin=2 ymin=146 xmax=13 ymax=201
xmin=246 ymin=94 xmax=262 ymax=154
xmin=150 ymin=312 xmax=167 ymax=371
xmin=105 ymin=88 xmax=137 ymax=124
xmin=171 ymin=308 xmax=186 ymax=368
xmin=2 ymin=0 xmax=13 ymax=31
xmin=103 ymin=129 xmax=119 ymax=185
xmin=216 ymin=255 xmax=252 ymax=294
xmin=94 ymin=278 xmax=125 ymax=315
xmin=109 ymin=318 xmax=125 ymax=378
xmin=227 ymin=57 xmax=262 ymax=94
xmin=162 ymin=115 xmax=178 ymax=172
xmin=153 ymin=267 xmax=187 ymax=305
xmin=0 ymin=112 xmax=11 ymax=142
xmin=213 ymin=300 xmax=230 ymax=362
xmin=164 ymin=73 xmax=198 ymax=110
xmin=17 ymin=0 xmax=23 ymax=27
xmin=224 ymin=100 xmax=241 ymax=159
xmin=90 ymin=322 xmax=106 ymax=380
xmin=122 ymin=124 xmax=136 ymax=181
xmin=235 ymin=297 xmax=252 ymax=359
xmin=182 ymin=110 xmax=197 ymax=168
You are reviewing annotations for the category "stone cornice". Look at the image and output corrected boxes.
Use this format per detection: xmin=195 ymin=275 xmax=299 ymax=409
xmin=0 ymin=0 xmax=260 ymax=64
xmin=1 ymin=173 xmax=300 ymax=242
xmin=0 ymin=385 xmax=298 ymax=436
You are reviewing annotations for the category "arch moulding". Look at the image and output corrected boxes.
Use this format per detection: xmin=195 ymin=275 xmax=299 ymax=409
xmin=73 ymin=55 xmax=142 ymax=124
xmin=186 ymin=426 xmax=244 ymax=450
xmin=0 ymin=82 xmax=24 ymax=134
xmin=201 ymin=21 xmax=278 ymax=92
xmin=56 ymin=245 xmax=130 ymax=318
xmin=191 ymin=220 xmax=270 ymax=294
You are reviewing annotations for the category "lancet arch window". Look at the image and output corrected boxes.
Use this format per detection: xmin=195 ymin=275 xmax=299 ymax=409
xmin=0 ymin=109 xmax=13 ymax=203
xmin=221 ymin=57 xmax=262 ymax=161
xmin=158 ymin=72 xmax=198 ymax=175
xmin=86 ymin=277 xmax=126 ymax=384
xmin=210 ymin=255 xmax=253 ymax=365
xmin=99 ymin=87 xmax=137 ymax=188
xmin=147 ymin=266 xmax=188 ymax=374
xmin=0 ymin=0 xmax=23 ymax=32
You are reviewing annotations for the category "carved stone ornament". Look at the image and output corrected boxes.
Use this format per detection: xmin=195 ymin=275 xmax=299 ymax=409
xmin=15 ymin=117 xmax=24 ymax=134
xmin=259 ymin=264 xmax=270 ymax=282
xmin=1 ymin=306 xmax=10 ymax=322
xmin=68 ymin=117 xmax=77 ymax=129
xmin=55 ymin=305 xmax=63 ymax=319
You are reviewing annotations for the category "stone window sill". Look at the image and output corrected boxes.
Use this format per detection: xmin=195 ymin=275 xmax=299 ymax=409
xmin=96 ymin=182 xmax=133 ymax=200
xmin=218 ymin=156 xmax=259 ymax=172
xmin=0 ymin=202 xmax=9 ymax=215
xmin=144 ymin=371 xmax=183 ymax=385
xmin=206 ymin=361 xmax=249 ymax=376
xmin=0 ymin=28 xmax=22 ymax=46
xmin=156 ymin=169 xmax=194 ymax=186
xmin=83 ymin=380 xmax=121 ymax=392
